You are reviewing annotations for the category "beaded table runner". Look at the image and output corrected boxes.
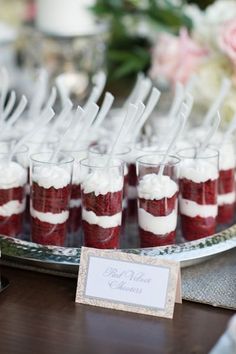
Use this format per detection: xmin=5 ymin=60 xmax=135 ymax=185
xmin=182 ymin=248 xmax=236 ymax=310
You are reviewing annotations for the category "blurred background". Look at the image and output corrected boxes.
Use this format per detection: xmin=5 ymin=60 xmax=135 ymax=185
xmin=1 ymin=0 xmax=235 ymax=120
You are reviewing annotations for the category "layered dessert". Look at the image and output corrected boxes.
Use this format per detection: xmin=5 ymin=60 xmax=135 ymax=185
xmin=81 ymin=168 xmax=123 ymax=249
xmin=31 ymin=165 xmax=71 ymax=246
xmin=179 ymin=158 xmax=218 ymax=240
xmin=0 ymin=161 xmax=27 ymax=237
xmin=137 ymin=173 xmax=178 ymax=247
xmin=217 ymin=143 xmax=235 ymax=224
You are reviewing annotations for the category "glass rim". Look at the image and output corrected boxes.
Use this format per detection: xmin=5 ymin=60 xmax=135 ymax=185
xmin=0 ymin=144 xmax=28 ymax=159
xmin=30 ymin=151 xmax=74 ymax=165
xmin=89 ymin=143 xmax=131 ymax=156
xmin=61 ymin=147 xmax=88 ymax=154
xmin=177 ymin=147 xmax=219 ymax=160
xmin=136 ymin=153 xmax=181 ymax=167
xmin=80 ymin=157 xmax=124 ymax=169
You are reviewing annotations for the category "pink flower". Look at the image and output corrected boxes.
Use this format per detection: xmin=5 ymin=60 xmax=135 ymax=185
xmin=219 ymin=19 xmax=236 ymax=65
xmin=149 ymin=28 xmax=207 ymax=84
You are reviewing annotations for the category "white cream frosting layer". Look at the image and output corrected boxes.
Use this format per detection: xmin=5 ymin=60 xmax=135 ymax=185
xmin=33 ymin=165 xmax=71 ymax=189
xmin=82 ymin=170 xmax=123 ymax=196
xmin=179 ymin=197 xmax=218 ymax=218
xmin=180 ymin=159 xmax=218 ymax=183
xmin=138 ymin=207 xmax=177 ymax=235
xmin=138 ymin=174 xmax=178 ymax=201
xmin=82 ymin=208 xmax=122 ymax=228
xmin=0 ymin=200 xmax=26 ymax=217
xmin=218 ymin=191 xmax=236 ymax=206
xmin=30 ymin=206 xmax=69 ymax=224
xmin=0 ymin=161 xmax=27 ymax=189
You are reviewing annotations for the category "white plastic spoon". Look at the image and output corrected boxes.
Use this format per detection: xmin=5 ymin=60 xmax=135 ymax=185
xmin=132 ymin=87 xmax=161 ymax=141
xmin=135 ymin=77 xmax=152 ymax=104
xmin=8 ymin=107 xmax=55 ymax=162
xmin=222 ymin=112 xmax=236 ymax=146
xmin=124 ymin=72 xmax=144 ymax=107
xmin=203 ymin=78 xmax=231 ymax=127
xmin=168 ymin=82 xmax=184 ymax=120
xmin=28 ymin=69 xmax=48 ymax=119
xmin=2 ymin=90 xmax=16 ymax=121
xmin=2 ymin=95 xmax=27 ymax=132
xmin=92 ymin=92 xmax=114 ymax=130
xmin=106 ymin=103 xmax=138 ymax=166
xmin=0 ymin=67 xmax=9 ymax=116
xmin=83 ymin=71 xmax=106 ymax=110
xmin=197 ymin=111 xmax=221 ymax=156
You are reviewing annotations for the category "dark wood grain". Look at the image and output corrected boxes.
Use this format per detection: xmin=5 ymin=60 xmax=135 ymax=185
xmin=0 ymin=266 xmax=233 ymax=354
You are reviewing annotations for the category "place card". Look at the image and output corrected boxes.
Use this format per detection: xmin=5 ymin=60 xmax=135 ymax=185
xmin=75 ymin=247 xmax=181 ymax=318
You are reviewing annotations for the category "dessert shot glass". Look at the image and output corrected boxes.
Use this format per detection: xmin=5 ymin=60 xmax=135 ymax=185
xmin=178 ymin=147 xmax=219 ymax=241
xmin=61 ymin=149 xmax=88 ymax=246
xmin=0 ymin=146 xmax=28 ymax=237
xmin=89 ymin=144 xmax=130 ymax=233
xmin=214 ymin=141 xmax=235 ymax=225
xmin=80 ymin=157 xmax=124 ymax=249
xmin=30 ymin=152 xmax=74 ymax=246
xmin=126 ymin=141 xmax=160 ymax=222
xmin=136 ymin=153 xmax=180 ymax=247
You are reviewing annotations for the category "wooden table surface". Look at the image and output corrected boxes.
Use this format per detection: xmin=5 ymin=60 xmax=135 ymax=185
xmin=0 ymin=266 xmax=234 ymax=354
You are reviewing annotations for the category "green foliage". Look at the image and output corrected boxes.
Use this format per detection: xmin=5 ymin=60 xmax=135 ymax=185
xmin=92 ymin=0 xmax=192 ymax=80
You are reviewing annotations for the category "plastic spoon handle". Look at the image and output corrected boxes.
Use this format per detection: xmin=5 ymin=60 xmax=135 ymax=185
xmin=41 ymin=86 xmax=57 ymax=114
xmin=135 ymin=77 xmax=152 ymax=104
xmin=0 ymin=67 xmax=9 ymax=110
xmin=93 ymin=92 xmax=114 ymax=129
xmin=115 ymin=102 xmax=143 ymax=151
xmin=133 ymin=87 xmax=161 ymax=140
xmin=222 ymin=112 xmax=236 ymax=145
xmin=51 ymin=99 xmax=73 ymax=133
xmin=185 ymin=74 xmax=197 ymax=93
xmin=55 ymin=75 xmax=70 ymax=107
xmin=159 ymin=113 xmax=187 ymax=176
xmin=80 ymin=102 xmax=99 ymax=134
xmin=3 ymin=95 xmax=27 ymax=129
xmin=125 ymin=72 xmax=144 ymax=106
xmin=71 ymin=106 xmax=86 ymax=149
xmin=8 ymin=107 xmax=55 ymax=162
xmin=83 ymin=72 xmax=106 ymax=110
xmin=125 ymin=101 xmax=145 ymax=141
xmin=168 ymin=82 xmax=184 ymax=120
xmin=50 ymin=108 xmax=75 ymax=162
xmin=198 ymin=111 xmax=221 ymax=156
xmin=203 ymin=78 xmax=231 ymax=127
xmin=2 ymin=90 xmax=16 ymax=122
xmin=106 ymin=103 xmax=138 ymax=166
xmin=28 ymin=69 xmax=48 ymax=119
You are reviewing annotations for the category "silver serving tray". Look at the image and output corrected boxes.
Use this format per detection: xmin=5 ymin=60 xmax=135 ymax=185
xmin=0 ymin=224 xmax=235 ymax=277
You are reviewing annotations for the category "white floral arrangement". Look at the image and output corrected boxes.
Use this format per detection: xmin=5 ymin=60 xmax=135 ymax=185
xmin=149 ymin=0 xmax=236 ymax=122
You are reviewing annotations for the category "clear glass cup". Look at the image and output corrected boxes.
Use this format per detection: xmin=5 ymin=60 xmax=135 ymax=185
xmin=24 ymin=135 xmax=58 ymax=231
xmin=61 ymin=149 xmax=88 ymax=246
xmin=0 ymin=146 xmax=28 ymax=238
xmin=136 ymin=153 xmax=180 ymax=248
xmin=177 ymin=147 xmax=219 ymax=241
xmin=126 ymin=141 xmax=160 ymax=222
xmin=30 ymin=152 xmax=74 ymax=246
xmin=80 ymin=157 xmax=124 ymax=249
xmin=89 ymin=144 xmax=130 ymax=231
xmin=212 ymin=141 xmax=235 ymax=225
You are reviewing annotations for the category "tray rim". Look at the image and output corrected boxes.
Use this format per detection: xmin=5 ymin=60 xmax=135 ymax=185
xmin=0 ymin=223 xmax=236 ymax=272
